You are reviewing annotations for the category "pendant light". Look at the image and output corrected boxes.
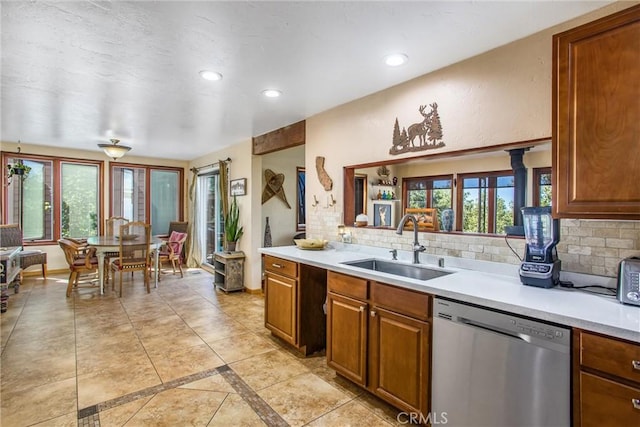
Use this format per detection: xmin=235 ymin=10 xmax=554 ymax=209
xmin=98 ymin=138 xmax=131 ymax=160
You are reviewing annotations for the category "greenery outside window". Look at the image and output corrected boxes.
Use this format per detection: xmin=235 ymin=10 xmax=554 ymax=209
xmin=2 ymin=153 xmax=102 ymax=243
xmin=533 ymin=167 xmax=552 ymax=207
xmin=457 ymin=171 xmax=514 ymax=234
xmin=403 ymin=175 xmax=453 ymax=221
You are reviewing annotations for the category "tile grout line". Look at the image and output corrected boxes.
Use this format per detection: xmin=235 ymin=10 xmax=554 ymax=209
xmin=216 ymin=365 xmax=290 ymax=427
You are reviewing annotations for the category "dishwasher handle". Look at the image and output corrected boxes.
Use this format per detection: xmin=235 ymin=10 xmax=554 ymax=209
xmin=451 ymin=315 xmax=570 ymax=354
xmin=459 ymin=317 xmax=530 ymax=343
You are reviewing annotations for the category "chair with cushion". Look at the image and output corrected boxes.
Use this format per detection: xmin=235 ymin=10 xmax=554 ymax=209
xmin=109 ymin=221 xmax=151 ymax=297
xmin=58 ymin=239 xmax=99 ymax=297
xmin=0 ymin=224 xmax=47 ymax=283
xmin=158 ymin=231 xmax=188 ymax=278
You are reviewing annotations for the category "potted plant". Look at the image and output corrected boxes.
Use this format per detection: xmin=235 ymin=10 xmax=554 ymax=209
xmin=224 ymin=195 xmax=244 ymax=251
xmin=6 ymin=162 xmax=31 ymax=181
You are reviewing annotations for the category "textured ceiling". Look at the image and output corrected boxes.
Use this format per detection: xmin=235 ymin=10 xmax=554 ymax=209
xmin=1 ymin=1 xmax=611 ymax=160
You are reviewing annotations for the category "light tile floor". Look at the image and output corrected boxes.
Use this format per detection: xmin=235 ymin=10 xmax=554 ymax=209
xmin=1 ymin=269 xmax=403 ymax=426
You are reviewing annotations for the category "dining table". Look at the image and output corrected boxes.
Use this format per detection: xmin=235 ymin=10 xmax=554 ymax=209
xmin=86 ymin=235 xmax=164 ymax=295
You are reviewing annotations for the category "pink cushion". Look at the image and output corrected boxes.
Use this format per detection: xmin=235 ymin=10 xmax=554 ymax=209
xmin=167 ymin=231 xmax=187 ymax=254
xmin=169 ymin=231 xmax=187 ymax=243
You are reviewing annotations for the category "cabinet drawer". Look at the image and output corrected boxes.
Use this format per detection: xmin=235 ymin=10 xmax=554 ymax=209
xmin=580 ymin=372 xmax=640 ymax=427
xmin=371 ymin=282 xmax=430 ymax=321
xmin=264 ymin=255 xmax=297 ymax=278
xmin=580 ymin=331 xmax=640 ymax=384
xmin=328 ymin=271 xmax=368 ymax=300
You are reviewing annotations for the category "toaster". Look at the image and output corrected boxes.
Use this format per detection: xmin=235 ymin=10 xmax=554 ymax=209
xmin=617 ymin=256 xmax=640 ymax=306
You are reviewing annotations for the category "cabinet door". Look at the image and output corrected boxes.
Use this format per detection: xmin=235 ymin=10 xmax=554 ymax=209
xmin=553 ymin=5 xmax=640 ymax=219
xmin=579 ymin=372 xmax=640 ymax=427
xmin=369 ymin=306 xmax=430 ymax=415
xmin=326 ymin=292 xmax=368 ymax=386
xmin=264 ymin=273 xmax=297 ymax=345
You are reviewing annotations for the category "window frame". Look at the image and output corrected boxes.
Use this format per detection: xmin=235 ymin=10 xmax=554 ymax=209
xmin=2 ymin=152 xmax=104 ymax=245
xmin=108 ymin=162 xmax=184 ymax=228
xmin=533 ymin=167 xmax=552 ymax=207
xmin=402 ymin=174 xmax=454 ymax=211
xmin=455 ymin=170 xmax=515 ymax=234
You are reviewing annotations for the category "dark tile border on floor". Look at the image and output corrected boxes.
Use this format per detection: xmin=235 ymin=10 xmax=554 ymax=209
xmin=217 ymin=365 xmax=289 ymax=427
xmin=76 ymin=365 xmax=289 ymax=427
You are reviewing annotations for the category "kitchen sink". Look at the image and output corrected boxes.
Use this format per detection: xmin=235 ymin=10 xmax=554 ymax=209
xmin=342 ymin=259 xmax=452 ymax=281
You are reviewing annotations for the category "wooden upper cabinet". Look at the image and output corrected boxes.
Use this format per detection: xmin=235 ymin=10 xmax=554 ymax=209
xmin=552 ymin=5 xmax=640 ymax=219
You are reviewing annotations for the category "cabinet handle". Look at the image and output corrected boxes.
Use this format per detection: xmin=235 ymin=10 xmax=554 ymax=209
xmin=633 ymin=398 xmax=640 ymax=410
xmin=370 ymin=310 xmax=377 ymax=317
xmin=632 ymin=360 xmax=640 ymax=371
xmin=359 ymin=306 xmax=365 ymax=312
xmin=271 ymin=263 xmax=283 ymax=269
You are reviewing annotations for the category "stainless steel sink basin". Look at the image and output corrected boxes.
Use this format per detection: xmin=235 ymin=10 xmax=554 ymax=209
xmin=342 ymin=259 xmax=452 ymax=281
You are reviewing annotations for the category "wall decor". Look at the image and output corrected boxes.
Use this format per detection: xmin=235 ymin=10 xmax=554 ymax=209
xmin=390 ymin=102 xmax=445 ymax=155
xmin=262 ymin=169 xmax=291 ymax=208
xmin=315 ymin=156 xmax=333 ymax=191
xmin=403 ymin=208 xmax=438 ymax=231
xmin=230 ymin=178 xmax=247 ymax=196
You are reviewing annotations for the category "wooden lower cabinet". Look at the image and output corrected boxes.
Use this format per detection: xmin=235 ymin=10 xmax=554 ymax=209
xmin=263 ymin=255 xmax=327 ymax=355
xmin=573 ymin=329 xmax=640 ymax=426
xmin=370 ymin=306 xmax=430 ymax=415
xmin=264 ymin=272 xmax=297 ymax=345
xmin=326 ymin=292 xmax=368 ymax=386
xmin=327 ymin=271 xmax=431 ymax=417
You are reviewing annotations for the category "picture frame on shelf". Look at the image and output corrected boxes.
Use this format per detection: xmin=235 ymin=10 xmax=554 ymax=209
xmin=230 ymin=178 xmax=247 ymax=196
xmin=404 ymin=208 xmax=438 ymax=231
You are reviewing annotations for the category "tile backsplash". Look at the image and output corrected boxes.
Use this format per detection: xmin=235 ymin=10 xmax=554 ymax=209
xmin=308 ymin=211 xmax=640 ymax=278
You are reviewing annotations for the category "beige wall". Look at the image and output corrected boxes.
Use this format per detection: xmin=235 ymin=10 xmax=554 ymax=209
xmin=304 ymin=2 xmax=640 ymax=278
xmin=261 ymin=145 xmax=305 ymax=247
xmin=188 ymin=139 xmax=264 ymax=290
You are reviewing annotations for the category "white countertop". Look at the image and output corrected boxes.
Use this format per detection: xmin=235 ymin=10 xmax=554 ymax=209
xmin=259 ymin=244 xmax=640 ymax=343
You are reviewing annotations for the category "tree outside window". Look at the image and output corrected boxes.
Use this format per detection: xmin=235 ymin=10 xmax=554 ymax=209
xmin=458 ymin=172 xmax=514 ymax=234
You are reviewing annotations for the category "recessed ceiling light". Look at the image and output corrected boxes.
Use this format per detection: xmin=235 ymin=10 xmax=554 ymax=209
xmin=199 ymin=70 xmax=223 ymax=81
xmin=384 ymin=53 xmax=409 ymax=67
xmin=262 ymin=89 xmax=282 ymax=98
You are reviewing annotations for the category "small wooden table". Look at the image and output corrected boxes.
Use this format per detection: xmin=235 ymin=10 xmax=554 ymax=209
xmin=87 ymin=236 xmax=164 ymax=295
xmin=213 ymin=251 xmax=245 ymax=292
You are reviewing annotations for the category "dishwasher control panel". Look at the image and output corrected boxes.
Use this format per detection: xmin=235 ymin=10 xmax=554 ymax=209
xmin=434 ymin=297 xmax=571 ymax=347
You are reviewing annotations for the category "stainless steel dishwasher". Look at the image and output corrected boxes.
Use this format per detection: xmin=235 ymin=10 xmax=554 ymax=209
xmin=432 ymin=297 xmax=571 ymax=427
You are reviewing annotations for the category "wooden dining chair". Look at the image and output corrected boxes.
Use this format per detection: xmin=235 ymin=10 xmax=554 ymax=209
xmin=104 ymin=216 xmax=129 ymax=284
xmin=58 ymin=239 xmax=99 ymax=297
xmin=158 ymin=231 xmax=188 ymax=278
xmin=109 ymin=221 xmax=151 ymax=297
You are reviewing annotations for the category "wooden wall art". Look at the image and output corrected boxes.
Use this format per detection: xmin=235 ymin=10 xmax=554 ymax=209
xmin=315 ymin=156 xmax=333 ymax=191
xmin=389 ymin=102 xmax=445 ymax=155
xmin=262 ymin=169 xmax=291 ymax=208
xmin=403 ymin=208 xmax=438 ymax=231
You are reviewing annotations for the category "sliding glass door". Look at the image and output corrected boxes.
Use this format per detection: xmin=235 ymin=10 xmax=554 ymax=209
xmin=197 ymin=172 xmax=223 ymax=266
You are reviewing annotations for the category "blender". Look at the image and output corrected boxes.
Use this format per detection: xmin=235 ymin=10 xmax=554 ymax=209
xmin=519 ymin=206 xmax=561 ymax=288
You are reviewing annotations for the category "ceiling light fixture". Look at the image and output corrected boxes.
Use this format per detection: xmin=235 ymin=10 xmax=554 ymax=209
xmin=262 ymin=89 xmax=282 ymax=98
xmin=384 ymin=53 xmax=409 ymax=67
xmin=98 ymin=138 xmax=131 ymax=160
xmin=199 ymin=70 xmax=223 ymax=81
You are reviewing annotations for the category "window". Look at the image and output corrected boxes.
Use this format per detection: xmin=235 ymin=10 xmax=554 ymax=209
xmin=3 ymin=153 xmax=102 ymax=243
xmin=61 ymin=162 xmax=99 ymax=238
xmin=403 ymin=175 xmax=453 ymax=220
xmin=111 ymin=164 xmax=183 ymax=235
xmin=533 ymin=167 xmax=552 ymax=207
xmin=457 ymin=171 xmax=514 ymax=234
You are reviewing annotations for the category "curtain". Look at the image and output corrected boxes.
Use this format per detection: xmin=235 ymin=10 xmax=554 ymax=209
xmin=186 ymin=168 xmax=202 ymax=268
xmin=218 ymin=159 xmax=229 ymax=244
